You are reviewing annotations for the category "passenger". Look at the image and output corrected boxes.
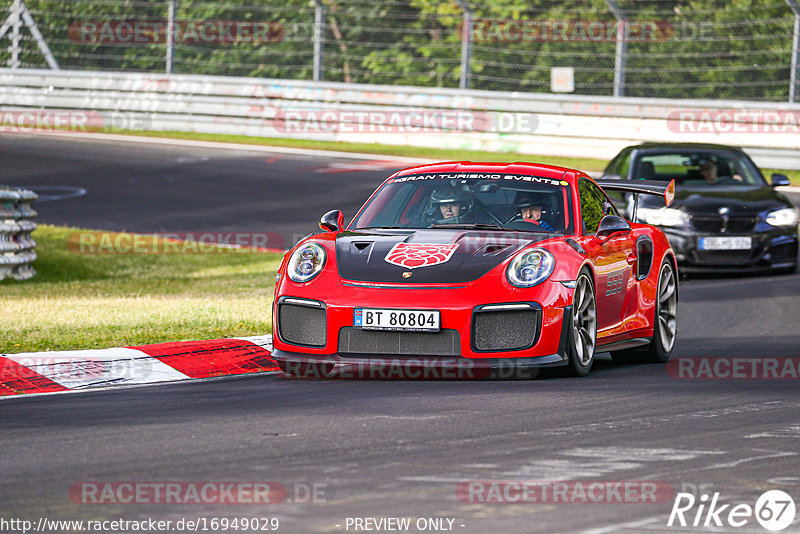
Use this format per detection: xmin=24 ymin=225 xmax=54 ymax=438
xmin=515 ymin=193 xmax=555 ymax=232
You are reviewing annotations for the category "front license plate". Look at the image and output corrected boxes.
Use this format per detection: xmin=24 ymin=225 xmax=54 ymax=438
xmin=698 ymin=236 xmax=752 ymax=250
xmin=354 ymin=308 xmax=440 ymax=332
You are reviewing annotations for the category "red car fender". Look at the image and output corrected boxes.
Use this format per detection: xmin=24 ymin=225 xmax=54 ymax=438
xmin=627 ymin=225 xmax=677 ymax=335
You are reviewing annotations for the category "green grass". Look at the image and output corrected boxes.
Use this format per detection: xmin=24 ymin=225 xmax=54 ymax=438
xmin=107 ymin=130 xmax=800 ymax=186
xmin=1 ymin=226 xmax=282 ymax=353
xmin=116 ymin=129 xmax=609 ymax=172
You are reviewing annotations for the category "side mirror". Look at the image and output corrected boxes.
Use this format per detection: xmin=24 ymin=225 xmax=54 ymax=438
xmin=771 ymin=173 xmax=790 ymax=187
xmin=595 ymin=215 xmax=631 ymax=241
xmin=319 ymin=210 xmax=344 ymax=232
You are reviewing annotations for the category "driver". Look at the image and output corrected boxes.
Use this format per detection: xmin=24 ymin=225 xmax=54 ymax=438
xmin=428 ymin=186 xmax=472 ymax=224
xmin=699 ymin=160 xmax=743 ymax=184
xmin=515 ymin=193 xmax=555 ymax=232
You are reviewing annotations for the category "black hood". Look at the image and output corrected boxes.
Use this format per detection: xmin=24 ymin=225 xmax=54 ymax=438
xmin=642 ymin=184 xmax=791 ymax=216
xmin=336 ymin=229 xmax=551 ymax=284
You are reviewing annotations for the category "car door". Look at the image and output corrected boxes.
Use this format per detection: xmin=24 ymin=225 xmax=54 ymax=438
xmin=578 ymin=178 xmax=636 ymax=332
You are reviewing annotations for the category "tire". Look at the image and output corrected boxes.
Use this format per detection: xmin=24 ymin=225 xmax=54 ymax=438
xmin=611 ymin=259 xmax=678 ymax=364
xmin=566 ymin=270 xmax=597 ymax=377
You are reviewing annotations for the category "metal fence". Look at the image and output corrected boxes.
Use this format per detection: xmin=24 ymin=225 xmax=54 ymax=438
xmin=0 ymin=0 xmax=799 ymax=103
xmin=0 ymin=185 xmax=37 ymax=281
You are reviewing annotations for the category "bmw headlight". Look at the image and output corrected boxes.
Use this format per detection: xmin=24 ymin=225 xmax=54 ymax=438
xmin=765 ymin=207 xmax=799 ymax=227
xmin=287 ymin=242 xmax=326 ymax=283
xmin=507 ymin=248 xmax=555 ymax=288
xmin=637 ymin=207 xmax=688 ymax=227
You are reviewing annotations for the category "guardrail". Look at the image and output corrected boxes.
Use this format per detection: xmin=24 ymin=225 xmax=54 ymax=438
xmin=0 ymin=186 xmax=37 ymax=281
xmin=2 ymin=68 xmax=800 ymax=169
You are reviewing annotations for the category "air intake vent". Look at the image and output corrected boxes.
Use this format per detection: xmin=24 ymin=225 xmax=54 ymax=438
xmin=694 ymin=250 xmax=755 ymax=266
xmin=353 ymin=242 xmax=373 ymax=252
xmin=338 ymin=328 xmax=460 ymax=356
xmin=636 ymin=236 xmax=654 ymax=280
xmin=278 ymin=299 xmax=326 ymax=347
xmin=690 ymin=215 xmax=757 ymax=234
xmin=475 ymin=243 xmax=512 ymax=256
xmin=472 ymin=304 xmax=541 ymax=352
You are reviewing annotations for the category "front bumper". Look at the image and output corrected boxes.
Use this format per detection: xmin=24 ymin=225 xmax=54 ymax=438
xmin=271 ymin=306 xmax=572 ymax=379
xmin=663 ymin=227 xmax=798 ymax=272
xmin=272 ymin=276 xmax=575 ymax=371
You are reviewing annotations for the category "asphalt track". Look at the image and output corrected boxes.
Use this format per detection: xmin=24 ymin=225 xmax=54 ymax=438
xmin=2 ymin=134 xmax=800 ymax=534
xmin=1 ymin=133 xmax=407 ymax=247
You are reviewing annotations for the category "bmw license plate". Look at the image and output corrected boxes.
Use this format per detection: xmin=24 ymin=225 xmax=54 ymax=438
xmin=698 ymin=236 xmax=752 ymax=250
xmin=354 ymin=308 xmax=440 ymax=332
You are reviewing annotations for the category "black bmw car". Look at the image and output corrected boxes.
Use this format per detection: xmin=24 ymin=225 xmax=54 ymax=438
xmin=601 ymin=143 xmax=798 ymax=273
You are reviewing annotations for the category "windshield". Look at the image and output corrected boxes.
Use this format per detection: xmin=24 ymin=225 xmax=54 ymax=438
xmin=633 ymin=150 xmax=766 ymax=187
xmin=351 ymin=172 xmax=574 ymax=234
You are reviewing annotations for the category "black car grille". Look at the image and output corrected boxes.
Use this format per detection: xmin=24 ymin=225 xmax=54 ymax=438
xmin=338 ymin=328 xmax=460 ymax=356
xmin=472 ymin=308 xmax=540 ymax=352
xmin=690 ymin=215 xmax=758 ymax=234
xmin=694 ymin=250 xmax=756 ymax=265
xmin=769 ymin=242 xmax=799 ymax=261
xmin=278 ymin=301 xmax=326 ymax=347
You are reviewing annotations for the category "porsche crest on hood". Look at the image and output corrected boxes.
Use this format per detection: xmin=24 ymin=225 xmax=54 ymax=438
xmin=335 ymin=229 xmax=553 ymax=284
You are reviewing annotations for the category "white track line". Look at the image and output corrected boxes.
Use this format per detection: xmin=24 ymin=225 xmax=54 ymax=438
xmin=16 ymin=131 xmax=434 ymax=164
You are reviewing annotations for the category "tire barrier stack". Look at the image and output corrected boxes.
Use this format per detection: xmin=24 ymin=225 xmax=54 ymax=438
xmin=0 ymin=186 xmax=38 ymax=281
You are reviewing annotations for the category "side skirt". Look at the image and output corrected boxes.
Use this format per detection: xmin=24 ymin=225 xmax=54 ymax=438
xmin=597 ymin=337 xmax=651 ymax=352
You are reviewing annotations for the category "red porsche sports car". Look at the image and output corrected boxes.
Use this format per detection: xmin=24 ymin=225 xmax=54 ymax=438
xmin=271 ymin=162 xmax=678 ymax=378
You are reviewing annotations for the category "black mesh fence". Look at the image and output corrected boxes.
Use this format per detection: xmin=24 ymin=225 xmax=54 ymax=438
xmin=0 ymin=0 xmax=797 ymax=102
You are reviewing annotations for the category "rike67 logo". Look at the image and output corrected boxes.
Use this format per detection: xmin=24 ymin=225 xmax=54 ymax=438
xmin=668 ymin=490 xmax=796 ymax=531
xmin=384 ymin=243 xmax=459 ymax=269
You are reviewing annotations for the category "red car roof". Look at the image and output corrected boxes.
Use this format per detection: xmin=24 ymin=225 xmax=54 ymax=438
xmin=392 ymin=161 xmax=582 ymax=181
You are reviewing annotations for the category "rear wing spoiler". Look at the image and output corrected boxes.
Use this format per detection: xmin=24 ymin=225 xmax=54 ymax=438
xmin=595 ymin=179 xmax=676 ymax=221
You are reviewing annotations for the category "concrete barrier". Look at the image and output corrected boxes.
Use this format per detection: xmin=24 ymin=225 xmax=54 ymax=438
xmin=2 ymin=68 xmax=800 ymax=169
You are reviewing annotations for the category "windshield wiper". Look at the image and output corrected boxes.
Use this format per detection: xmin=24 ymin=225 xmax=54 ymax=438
xmin=431 ymin=223 xmax=506 ymax=230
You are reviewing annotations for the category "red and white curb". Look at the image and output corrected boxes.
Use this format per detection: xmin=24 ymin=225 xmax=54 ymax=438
xmin=0 ymin=335 xmax=276 ymax=398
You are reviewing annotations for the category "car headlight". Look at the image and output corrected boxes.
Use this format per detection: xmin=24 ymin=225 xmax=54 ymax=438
xmin=637 ymin=207 xmax=688 ymax=227
xmin=507 ymin=248 xmax=555 ymax=288
xmin=287 ymin=242 xmax=326 ymax=283
xmin=765 ymin=207 xmax=799 ymax=227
